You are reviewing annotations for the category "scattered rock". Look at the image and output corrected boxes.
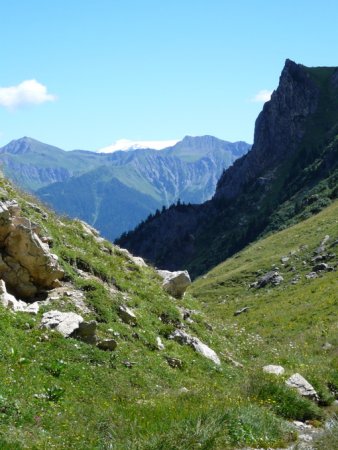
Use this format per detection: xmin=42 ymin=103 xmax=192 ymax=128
xmin=315 ymin=235 xmax=330 ymax=255
xmin=306 ymin=272 xmax=318 ymax=279
xmin=281 ymin=256 xmax=290 ymax=264
xmin=157 ymin=270 xmax=191 ymax=298
xmin=156 ymin=337 xmax=165 ymax=350
xmin=291 ymin=274 xmax=301 ymax=284
xmin=72 ymin=320 xmax=97 ymax=344
xmin=322 ymin=342 xmax=333 ymax=350
xmin=263 ymin=364 xmax=285 ymax=375
xmin=40 ymin=310 xmax=84 ymax=337
xmin=313 ymin=262 xmax=329 ymax=272
xmin=256 ymin=271 xmax=284 ymax=288
xmin=178 ymin=307 xmax=198 ymax=322
xmin=166 ymin=356 xmax=183 ymax=369
xmin=115 ymin=246 xmax=147 ymax=267
xmin=169 ymin=329 xmax=221 ymax=365
xmin=221 ymin=351 xmax=243 ymax=368
xmin=179 ymin=387 xmax=189 ymax=393
xmin=234 ymin=306 xmax=249 ymax=316
xmin=97 ymin=339 xmax=117 ymax=351
xmin=130 ymin=256 xmax=147 ymax=267
xmin=118 ymin=305 xmax=137 ymax=325
xmin=286 ymin=373 xmax=319 ymax=401
xmin=77 ymin=220 xmax=100 ymax=238
xmin=123 ymin=360 xmax=136 ymax=368
xmin=25 ymin=302 xmax=40 ymax=315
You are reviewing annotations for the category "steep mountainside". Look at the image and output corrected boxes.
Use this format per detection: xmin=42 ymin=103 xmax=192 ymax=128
xmin=118 ymin=60 xmax=338 ymax=277
xmin=0 ymin=136 xmax=249 ymax=240
xmin=0 ymin=173 xmax=337 ymax=449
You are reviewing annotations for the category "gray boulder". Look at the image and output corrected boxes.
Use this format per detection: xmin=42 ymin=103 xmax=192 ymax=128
xmin=97 ymin=339 xmax=117 ymax=351
xmin=286 ymin=373 xmax=319 ymax=401
xmin=40 ymin=310 xmax=84 ymax=337
xmin=256 ymin=271 xmax=284 ymax=288
xmin=118 ymin=305 xmax=137 ymax=325
xmin=72 ymin=320 xmax=97 ymax=344
xmin=263 ymin=364 xmax=285 ymax=375
xmin=157 ymin=270 xmax=191 ymax=298
xmin=169 ymin=329 xmax=220 ymax=365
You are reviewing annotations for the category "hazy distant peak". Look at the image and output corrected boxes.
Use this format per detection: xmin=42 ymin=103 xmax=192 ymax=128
xmin=98 ymin=138 xmax=179 ymax=153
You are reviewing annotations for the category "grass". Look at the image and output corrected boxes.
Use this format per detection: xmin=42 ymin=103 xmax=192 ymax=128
xmin=0 ymin=175 xmax=337 ymax=448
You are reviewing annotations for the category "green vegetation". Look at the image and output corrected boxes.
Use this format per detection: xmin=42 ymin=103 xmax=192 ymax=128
xmin=0 ymin=175 xmax=337 ymax=448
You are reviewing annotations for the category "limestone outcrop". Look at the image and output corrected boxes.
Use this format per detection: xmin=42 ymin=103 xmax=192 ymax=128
xmin=0 ymin=200 xmax=64 ymax=298
xmin=0 ymin=279 xmax=39 ymax=314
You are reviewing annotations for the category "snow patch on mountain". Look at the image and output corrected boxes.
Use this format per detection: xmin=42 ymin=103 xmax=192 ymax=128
xmin=98 ymin=139 xmax=179 ymax=153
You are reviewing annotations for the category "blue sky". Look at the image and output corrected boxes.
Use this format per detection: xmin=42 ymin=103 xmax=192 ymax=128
xmin=0 ymin=0 xmax=337 ymax=150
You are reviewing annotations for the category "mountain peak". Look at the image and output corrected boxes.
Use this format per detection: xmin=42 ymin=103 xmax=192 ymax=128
xmin=97 ymin=138 xmax=179 ymax=153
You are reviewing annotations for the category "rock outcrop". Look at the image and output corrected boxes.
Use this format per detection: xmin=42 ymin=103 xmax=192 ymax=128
xmin=0 ymin=200 xmax=64 ymax=298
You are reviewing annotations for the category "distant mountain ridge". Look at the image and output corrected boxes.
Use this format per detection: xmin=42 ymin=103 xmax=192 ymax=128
xmin=117 ymin=60 xmax=338 ymax=277
xmin=0 ymin=135 xmax=250 ymax=240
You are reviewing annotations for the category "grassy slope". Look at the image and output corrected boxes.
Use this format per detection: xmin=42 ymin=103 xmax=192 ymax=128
xmin=0 ymin=176 xmax=337 ymax=449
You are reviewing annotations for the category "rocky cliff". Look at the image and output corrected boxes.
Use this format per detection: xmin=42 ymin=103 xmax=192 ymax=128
xmin=118 ymin=60 xmax=338 ymax=277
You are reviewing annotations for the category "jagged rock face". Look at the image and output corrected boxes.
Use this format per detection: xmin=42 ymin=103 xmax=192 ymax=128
xmin=215 ymin=59 xmax=320 ymax=201
xmin=118 ymin=60 xmax=338 ymax=278
xmin=0 ymin=200 xmax=64 ymax=298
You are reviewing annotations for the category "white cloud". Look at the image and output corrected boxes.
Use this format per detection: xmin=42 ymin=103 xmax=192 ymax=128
xmin=251 ymin=89 xmax=273 ymax=103
xmin=0 ymin=79 xmax=56 ymax=109
xmin=98 ymin=139 xmax=179 ymax=153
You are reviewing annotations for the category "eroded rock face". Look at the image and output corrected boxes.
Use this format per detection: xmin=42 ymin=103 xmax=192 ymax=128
xmin=157 ymin=270 xmax=191 ymax=298
xmin=0 ymin=200 xmax=64 ymax=298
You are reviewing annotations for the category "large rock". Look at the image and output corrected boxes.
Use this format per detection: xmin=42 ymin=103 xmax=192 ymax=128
xmin=169 ymin=329 xmax=221 ymax=365
xmin=286 ymin=373 xmax=319 ymax=401
xmin=41 ymin=310 xmax=84 ymax=337
xmin=118 ymin=305 xmax=137 ymax=325
xmin=157 ymin=270 xmax=191 ymax=298
xmin=256 ymin=271 xmax=284 ymax=288
xmin=72 ymin=320 xmax=97 ymax=344
xmin=5 ymin=225 xmax=64 ymax=289
xmin=97 ymin=339 xmax=117 ymax=351
xmin=263 ymin=364 xmax=285 ymax=376
xmin=0 ymin=200 xmax=64 ymax=298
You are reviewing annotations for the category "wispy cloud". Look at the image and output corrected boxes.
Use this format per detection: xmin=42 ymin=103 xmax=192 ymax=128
xmin=0 ymin=80 xmax=56 ymax=109
xmin=251 ymin=89 xmax=273 ymax=103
